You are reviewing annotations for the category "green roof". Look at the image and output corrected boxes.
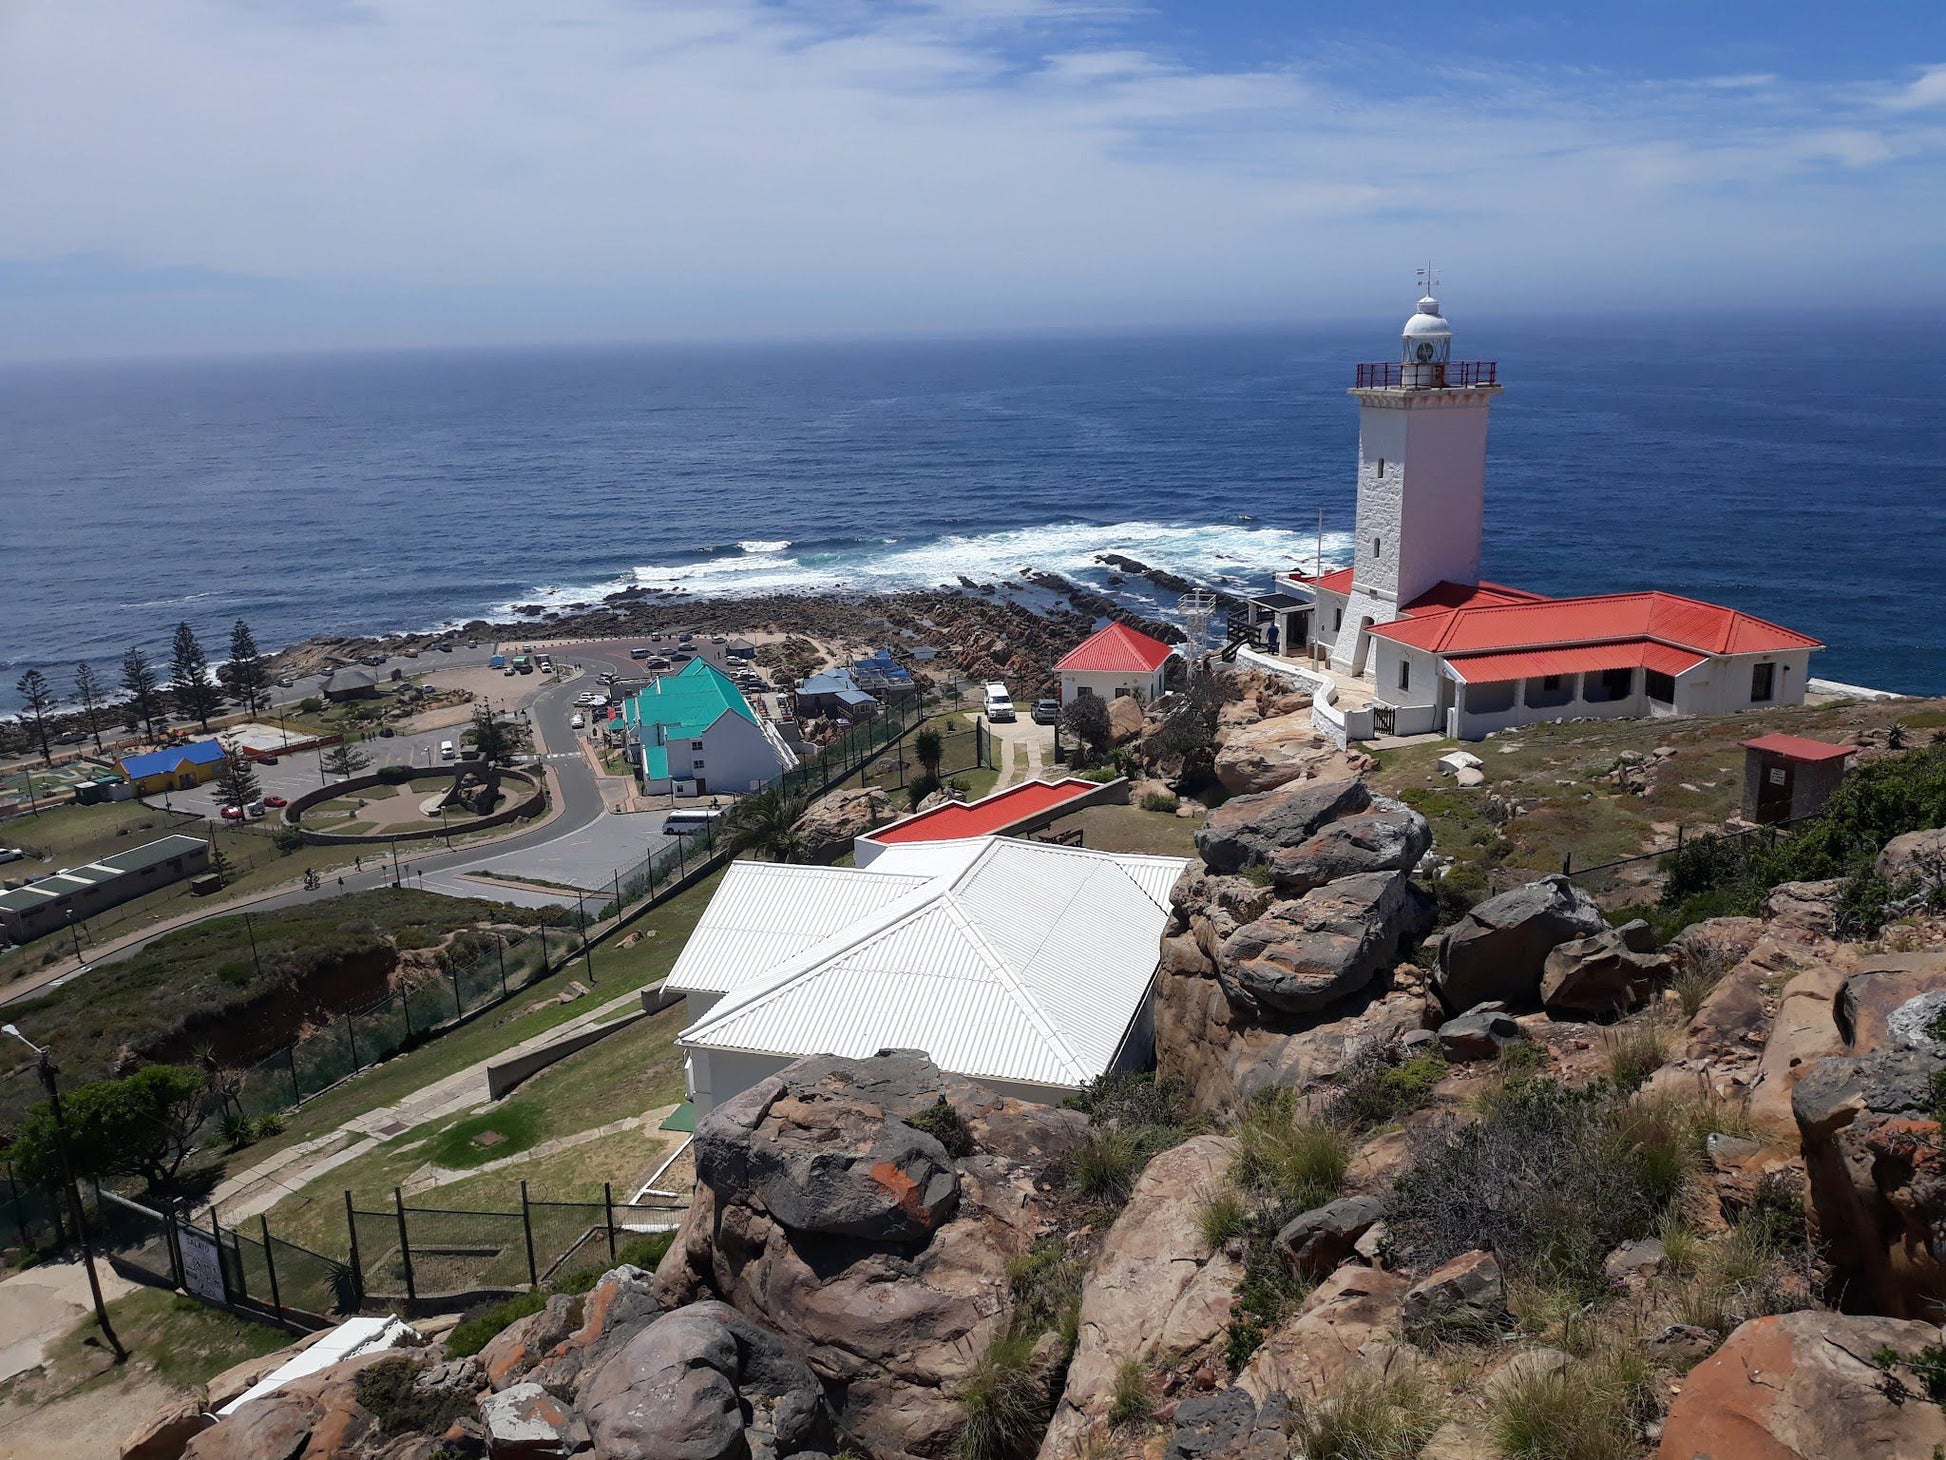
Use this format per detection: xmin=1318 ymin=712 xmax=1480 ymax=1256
xmin=622 ymin=659 xmax=756 ymax=743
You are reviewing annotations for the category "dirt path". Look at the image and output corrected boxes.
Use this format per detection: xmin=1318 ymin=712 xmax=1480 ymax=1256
xmin=0 ymin=1369 xmax=180 ymax=1460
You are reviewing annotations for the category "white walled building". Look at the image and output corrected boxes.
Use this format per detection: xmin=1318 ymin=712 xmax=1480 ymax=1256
xmin=664 ymin=837 xmax=1190 ymax=1115
xmin=1257 ymin=293 xmax=1822 ymax=740
xmin=1055 ymin=621 xmax=1175 ymax=704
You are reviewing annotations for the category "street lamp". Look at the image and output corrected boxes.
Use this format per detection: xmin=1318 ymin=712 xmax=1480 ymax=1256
xmin=1 ymin=1025 xmax=125 ymax=1362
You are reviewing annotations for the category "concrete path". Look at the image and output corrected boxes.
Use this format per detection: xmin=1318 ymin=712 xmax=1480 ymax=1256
xmin=0 ymin=1259 xmax=141 ymax=1384
xmin=207 ymin=984 xmax=655 ymax=1225
xmin=985 ymin=717 xmax=1052 ymax=791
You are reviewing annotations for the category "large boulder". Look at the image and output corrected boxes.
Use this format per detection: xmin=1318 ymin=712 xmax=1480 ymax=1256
xmin=1877 ymin=826 xmax=1946 ymax=888
xmin=656 ymin=1053 xmax=1088 ymax=1460
xmin=1792 ymin=1041 xmax=1946 ymax=1317
xmin=1434 ymin=875 xmax=1607 ymax=1012
xmin=1218 ymin=870 xmax=1435 ymax=1016
xmin=1261 ymin=803 xmax=1432 ymax=896
xmin=581 ymin=1300 xmax=834 ymax=1460
xmin=794 ymin=786 xmax=897 ymax=864
xmin=1837 ymin=951 xmax=1946 ymax=1054
xmin=1107 ymin=693 xmax=1147 ymax=744
xmin=1213 ymin=711 xmax=1342 ymax=795
xmin=1657 ymin=1310 xmax=1946 ymax=1459
xmin=1273 ymin=1195 xmax=1386 ymax=1279
xmin=120 ymin=1392 xmax=213 ymax=1460
xmin=1195 ymin=777 xmax=1371 ymax=874
xmin=1036 ymin=1135 xmax=1242 ymax=1459
xmin=1235 ymin=1264 xmax=1414 ymax=1408
xmin=181 ymin=1351 xmax=409 ymax=1460
xmin=1538 ymin=921 xmax=1669 ymax=1017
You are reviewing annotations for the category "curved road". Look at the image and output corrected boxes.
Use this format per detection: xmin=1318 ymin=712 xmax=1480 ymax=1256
xmin=3 ymin=657 xmax=630 ymax=1001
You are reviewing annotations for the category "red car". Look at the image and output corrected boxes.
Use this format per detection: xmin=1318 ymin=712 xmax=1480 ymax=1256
xmin=263 ymin=795 xmax=289 ymax=808
xmin=220 ymin=805 xmax=245 ymax=821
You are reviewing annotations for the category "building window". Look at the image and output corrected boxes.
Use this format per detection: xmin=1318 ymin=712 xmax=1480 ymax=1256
xmin=1075 ymin=685 xmax=1094 ymax=697
xmin=1398 ymin=659 xmax=1411 ymax=692
xmin=1333 ymin=608 xmax=1343 ymax=631
xmin=1645 ymin=670 xmax=1676 ymax=705
xmin=1466 ymin=680 xmax=1517 ymax=714
xmin=1526 ymin=673 xmax=1573 ymax=709
xmin=1750 ymin=662 xmax=1775 ymax=703
xmin=1585 ymin=667 xmax=1634 ymax=703
xmin=1376 ymin=458 xmax=1386 ymax=477
xmin=1372 ymin=536 xmax=1382 ymax=557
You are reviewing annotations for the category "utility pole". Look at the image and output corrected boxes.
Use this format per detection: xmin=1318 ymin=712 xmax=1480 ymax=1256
xmin=3 ymin=1026 xmax=125 ymax=1362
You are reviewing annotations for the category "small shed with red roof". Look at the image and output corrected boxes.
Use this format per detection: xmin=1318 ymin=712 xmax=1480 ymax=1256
xmin=1054 ymin=621 xmax=1176 ymax=705
xmin=1742 ymin=733 xmax=1853 ymax=825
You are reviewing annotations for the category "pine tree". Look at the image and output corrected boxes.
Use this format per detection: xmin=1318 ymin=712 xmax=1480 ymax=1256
xmin=170 ymin=622 xmax=222 ymax=729
xmin=206 ymin=837 xmax=234 ymax=888
xmin=73 ymin=661 xmax=107 ymax=752
xmin=322 ymin=739 xmax=371 ymax=780
xmin=119 ymin=646 xmax=164 ymax=738
xmin=13 ymin=670 xmax=57 ymax=764
xmin=462 ymin=704 xmax=529 ymax=767
xmin=225 ymin=619 xmax=272 ymax=716
xmin=213 ymin=737 xmax=263 ymax=813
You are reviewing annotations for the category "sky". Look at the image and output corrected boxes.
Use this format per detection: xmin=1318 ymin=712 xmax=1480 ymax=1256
xmin=1 ymin=0 xmax=1942 ymax=359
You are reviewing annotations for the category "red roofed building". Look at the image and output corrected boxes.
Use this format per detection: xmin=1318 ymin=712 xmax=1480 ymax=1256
xmin=1055 ymin=620 xmax=1176 ymax=704
xmin=1252 ymin=291 xmax=1822 ymax=741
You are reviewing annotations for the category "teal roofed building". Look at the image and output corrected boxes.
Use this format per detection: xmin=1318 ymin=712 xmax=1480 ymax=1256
xmin=620 ymin=659 xmax=797 ymax=796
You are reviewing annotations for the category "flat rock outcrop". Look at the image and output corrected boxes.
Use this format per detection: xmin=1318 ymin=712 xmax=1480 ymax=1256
xmin=1433 ymin=875 xmax=1608 ymax=1013
xmin=1213 ymin=710 xmax=1344 ymax=795
xmin=794 ymin=786 xmax=897 ymax=864
xmin=655 ymin=1052 xmax=1088 ymax=1459
xmin=1195 ymin=778 xmax=1373 ymax=875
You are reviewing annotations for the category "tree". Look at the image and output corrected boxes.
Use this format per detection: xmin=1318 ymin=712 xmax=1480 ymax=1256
xmin=1060 ymin=694 xmax=1114 ymax=767
xmin=224 ymin=619 xmax=272 ymax=716
xmin=13 ymin=669 xmax=57 ymax=764
xmin=72 ymin=661 xmax=107 ymax=752
xmin=120 ymin=646 xmax=164 ymax=740
xmin=206 ymin=838 xmax=235 ymax=888
xmin=322 ymin=739 xmax=372 ymax=780
xmin=914 ymin=727 xmax=944 ymax=782
xmin=463 ymin=705 xmax=529 ymax=767
xmin=170 ymin=621 xmax=223 ymax=729
xmin=9 ymin=1064 xmax=206 ymax=1195
xmin=212 ymin=736 xmax=262 ymax=812
xmin=724 ymin=784 xmax=808 ymax=862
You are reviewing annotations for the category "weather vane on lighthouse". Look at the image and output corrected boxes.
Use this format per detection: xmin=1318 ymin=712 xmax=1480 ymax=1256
xmin=1416 ymin=262 xmax=1439 ymax=298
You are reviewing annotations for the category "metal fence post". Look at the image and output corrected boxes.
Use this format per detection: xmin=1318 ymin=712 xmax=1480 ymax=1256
xmin=164 ymin=1202 xmax=185 ymax=1289
xmin=212 ymin=1207 xmax=239 ymax=1302
xmin=604 ymin=1182 xmax=616 ymax=1264
xmin=344 ymin=1011 xmax=360 ymax=1072
xmin=448 ymin=963 xmax=463 ymax=1020
xmin=288 ymin=1048 xmax=301 ymax=1108
xmin=393 ymin=1188 xmax=416 ymax=1303
xmin=260 ymin=1215 xmax=283 ymax=1320
xmin=496 ymin=935 xmax=509 ymax=999
xmin=520 ymin=1181 xmax=539 ymax=1288
xmin=344 ymin=1191 xmax=364 ymax=1303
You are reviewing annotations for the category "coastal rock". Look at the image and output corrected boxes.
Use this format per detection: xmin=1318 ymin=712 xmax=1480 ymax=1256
xmin=479 ymin=1293 xmax=581 ymax=1390
xmin=1436 ymin=1003 xmax=1527 ymax=1062
xmin=793 ymin=786 xmax=897 ymax=864
xmin=1036 ymin=1135 xmax=1242 ymax=1459
xmin=1261 ymin=803 xmax=1432 ymax=896
xmin=119 ymin=1392 xmax=213 ymax=1460
xmin=1764 ymin=878 xmax=1846 ymax=939
xmin=1748 ymin=963 xmax=1849 ymax=1143
xmin=1401 ymin=1250 xmax=1505 ymax=1337
xmin=1538 ymin=922 xmax=1669 ymax=1017
xmin=1837 ymin=951 xmax=1946 ymax=1054
xmin=1657 ymin=1311 xmax=1946 ymax=1459
xmin=1218 ymin=870 xmax=1434 ymax=1016
xmin=1213 ymin=712 xmax=1346 ymax=796
xmin=480 ymin=1382 xmax=588 ymax=1458
xmin=1194 ymin=778 xmax=1372 ymax=875
xmin=657 ymin=1052 xmax=1087 ymax=1460
xmin=1273 ymin=1195 xmax=1386 ymax=1279
xmin=1433 ymin=875 xmax=1607 ymax=1013
xmin=1877 ymin=827 xmax=1946 ymax=888
xmin=1107 ymin=694 xmax=1147 ymax=744
xmin=1235 ymin=1264 xmax=1412 ymax=1408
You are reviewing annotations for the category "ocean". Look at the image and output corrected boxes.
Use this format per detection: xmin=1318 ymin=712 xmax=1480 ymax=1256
xmin=2 ymin=314 xmax=1941 ymax=711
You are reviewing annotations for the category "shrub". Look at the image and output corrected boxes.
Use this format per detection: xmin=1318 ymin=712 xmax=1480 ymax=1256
xmin=1140 ymin=790 xmax=1180 ymax=814
xmin=445 ymin=1291 xmax=547 ymax=1358
xmin=376 ymin=764 xmax=415 ymax=785
xmin=1070 ymin=1128 xmax=1144 ymax=1204
xmin=1670 ymin=961 xmax=1724 ymax=1019
xmin=1198 ymin=1192 xmax=1251 ymax=1252
xmin=1108 ymin=1358 xmax=1153 ymax=1428
xmin=907 ymin=1096 xmax=974 ymax=1158
xmin=1601 ymin=1017 xmax=1677 ymax=1094
xmin=1871 ymin=1342 xmax=1946 ymax=1405
xmin=1066 ymin=1072 xmax=1191 ymax=1130
xmin=1290 ymin=1369 xmax=1439 ymax=1460
xmin=1488 ymin=1351 xmax=1652 ymax=1460
xmin=1005 ymin=1236 xmax=1082 ymax=1344
xmin=355 ymin=1356 xmax=478 ymax=1436
xmin=907 ymin=773 xmax=943 ymax=810
xmin=1735 ymin=1172 xmax=1806 ymax=1251
xmin=957 ymin=1331 xmax=1045 ymax=1460
xmin=1326 ymin=1047 xmax=1448 ymax=1132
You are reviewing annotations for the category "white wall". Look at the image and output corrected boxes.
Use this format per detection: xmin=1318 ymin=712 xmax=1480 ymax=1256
xmin=1061 ymin=665 xmax=1167 ymax=703
xmin=646 ymin=711 xmax=793 ymax=794
xmin=1440 ymin=651 xmax=1814 ymax=741
xmin=1395 ymin=395 xmax=1492 ymax=605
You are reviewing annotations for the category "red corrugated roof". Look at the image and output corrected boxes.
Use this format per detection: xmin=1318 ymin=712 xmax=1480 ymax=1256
xmin=1054 ymin=621 xmax=1174 ymax=673
xmin=1296 ymin=567 xmax=1355 ymax=594
xmin=1370 ymin=590 xmax=1820 ymax=658
xmin=1447 ymin=641 xmax=1706 ymax=684
xmin=1400 ymin=580 xmax=1551 ymax=616
xmin=867 ymin=778 xmax=1101 ymax=845
xmin=1742 ymin=733 xmax=1854 ymax=764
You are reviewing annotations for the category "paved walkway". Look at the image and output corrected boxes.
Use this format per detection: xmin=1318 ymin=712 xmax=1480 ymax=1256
xmin=207 ymin=983 xmax=654 ymax=1224
xmin=986 ymin=718 xmax=1051 ymax=791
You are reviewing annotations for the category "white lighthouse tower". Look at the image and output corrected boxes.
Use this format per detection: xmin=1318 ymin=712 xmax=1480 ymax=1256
xmin=1327 ymin=280 xmax=1501 ymax=677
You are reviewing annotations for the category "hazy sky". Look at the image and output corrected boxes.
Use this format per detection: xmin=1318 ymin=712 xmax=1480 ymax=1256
xmin=2 ymin=1 xmax=1942 ymax=358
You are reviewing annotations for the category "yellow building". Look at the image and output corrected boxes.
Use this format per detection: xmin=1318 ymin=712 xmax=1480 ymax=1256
xmin=116 ymin=739 xmax=227 ymax=797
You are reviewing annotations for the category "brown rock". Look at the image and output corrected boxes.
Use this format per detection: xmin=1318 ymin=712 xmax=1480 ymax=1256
xmin=1876 ymin=827 xmax=1946 ymax=888
xmin=1837 ymin=950 xmax=1946 ymax=1054
xmin=120 ymin=1392 xmax=213 ymax=1460
xmin=1657 ymin=1310 xmax=1946 ymax=1459
xmin=477 ymin=1293 xmax=581 ymax=1390
xmin=1539 ymin=923 xmax=1670 ymax=1017
xmin=1218 ymin=870 xmax=1435 ymax=1016
xmin=794 ymin=786 xmax=898 ymax=864
xmin=1748 ymin=964 xmax=1848 ymax=1143
xmin=1213 ymin=712 xmax=1346 ymax=796
xmin=1234 ymin=1265 xmax=1414 ymax=1408
xmin=1764 ymin=878 xmax=1846 ymax=939
xmin=1107 ymin=694 xmax=1147 ymax=744
xmin=1401 ymin=1250 xmax=1505 ymax=1336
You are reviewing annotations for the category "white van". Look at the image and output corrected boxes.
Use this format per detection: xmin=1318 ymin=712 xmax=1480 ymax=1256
xmin=569 ymin=712 xmax=586 ymax=730
xmin=439 ymin=740 xmax=456 ymax=760
xmin=983 ymin=681 xmax=1016 ymax=722
xmin=664 ymin=807 xmax=727 ymax=837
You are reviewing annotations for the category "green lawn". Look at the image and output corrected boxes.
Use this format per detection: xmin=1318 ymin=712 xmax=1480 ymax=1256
xmin=1047 ymin=802 xmax=1200 ymax=858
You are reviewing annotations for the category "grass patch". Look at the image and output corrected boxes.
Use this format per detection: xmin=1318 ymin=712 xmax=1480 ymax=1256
xmin=1108 ymin=1358 xmax=1153 ymax=1428
xmin=957 ymin=1331 xmax=1045 ymax=1460
xmin=1063 ymin=1072 xmax=1194 ymax=1206
xmin=1601 ymin=1017 xmax=1678 ymax=1094
xmin=1290 ymin=1368 xmax=1440 ymax=1460
xmin=1198 ymin=1192 xmax=1251 ymax=1252
xmin=446 ymin=1290 xmax=548 ymax=1358
xmin=1325 ymin=1047 xmax=1448 ymax=1132
xmin=1232 ymin=1090 xmax=1350 ymax=1211
xmin=424 ymin=1103 xmax=545 ymax=1169
xmin=1489 ymin=1349 xmax=1654 ymax=1460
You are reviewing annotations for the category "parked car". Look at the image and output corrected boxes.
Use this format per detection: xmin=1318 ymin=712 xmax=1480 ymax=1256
xmin=570 ymin=712 xmax=586 ymax=730
xmin=983 ymin=681 xmax=1017 ymax=723
xmin=0 ymin=848 xmax=25 ymax=865
xmin=275 ymin=676 xmax=297 ymax=688
xmin=221 ymin=805 xmax=245 ymax=821
xmin=263 ymin=794 xmax=289 ymax=808
xmin=258 ymin=755 xmax=279 ymax=765
xmin=435 ymin=642 xmax=453 ymax=653
xmin=378 ymin=726 xmax=395 ymax=737
xmin=1031 ymin=698 xmax=1060 ymax=724
xmin=53 ymin=731 xmax=87 ymax=745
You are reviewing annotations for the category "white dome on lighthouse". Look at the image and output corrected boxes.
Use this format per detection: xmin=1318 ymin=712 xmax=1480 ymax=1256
xmin=1402 ymin=296 xmax=1451 ymax=340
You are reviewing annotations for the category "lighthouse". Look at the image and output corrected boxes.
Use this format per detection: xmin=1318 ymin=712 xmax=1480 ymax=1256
xmin=1326 ymin=290 xmax=1501 ymax=676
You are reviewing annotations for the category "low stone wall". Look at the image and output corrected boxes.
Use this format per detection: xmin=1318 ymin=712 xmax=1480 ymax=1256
xmin=284 ymin=767 xmax=544 ymax=846
xmin=485 ymin=1005 xmax=651 ymax=1100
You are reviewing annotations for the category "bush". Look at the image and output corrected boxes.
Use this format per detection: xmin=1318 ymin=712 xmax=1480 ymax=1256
xmin=957 ymin=1331 xmax=1044 ymax=1460
xmin=1326 ymin=1047 xmax=1448 ymax=1132
xmin=1140 ymin=790 xmax=1180 ymax=814
xmin=355 ymin=1356 xmax=478 ymax=1436
xmin=445 ymin=1290 xmax=547 ymax=1358
xmin=1390 ymin=1078 xmax=1697 ymax=1295
xmin=907 ymin=1096 xmax=974 ymax=1158
xmin=1290 ymin=1369 xmax=1439 ymax=1460
xmin=1108 ymin=1358 xmax=1153 ymax=1428
xmin=376 ymin=763 xmax=416 ymax=785
xmin=1005 ymin=1236 xmax=1082 ymax=1343
xmin=298 ymin=696 xmax=324 ymax=713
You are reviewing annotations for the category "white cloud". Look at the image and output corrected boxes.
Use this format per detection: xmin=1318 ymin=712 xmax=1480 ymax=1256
xmin=0 ymin=1 xmax=1940 ymax=356
xmin=1883 ymin=62 xmax=1946 ymax=111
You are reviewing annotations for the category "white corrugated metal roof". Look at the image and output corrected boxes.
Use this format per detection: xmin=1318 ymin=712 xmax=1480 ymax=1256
xmin=679 ymin=838 xmax=1191 ymax=1090
xmin=664 ymin=861 xmax=931 ymax=993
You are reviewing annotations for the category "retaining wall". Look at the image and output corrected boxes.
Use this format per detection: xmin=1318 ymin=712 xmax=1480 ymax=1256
xmin=284 ymin=767 xmax=544 ymax=846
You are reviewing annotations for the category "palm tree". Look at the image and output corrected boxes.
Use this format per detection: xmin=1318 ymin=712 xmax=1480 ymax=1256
xmin=914 ymin=727 xmax=944 ymax=782
xmin=724 ymin=784 xmax=808 ymax=863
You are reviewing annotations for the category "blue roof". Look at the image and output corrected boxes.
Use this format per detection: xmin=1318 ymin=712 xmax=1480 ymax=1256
xmin=119 ymin=740 xmax=225 ymax=779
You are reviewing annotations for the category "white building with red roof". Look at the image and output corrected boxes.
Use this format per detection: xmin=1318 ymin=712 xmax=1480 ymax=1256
xmin=1054 ymin=620 xmax=1176 ymax=705
xmin=1253 ymin=293 xmax=1822 ymax=741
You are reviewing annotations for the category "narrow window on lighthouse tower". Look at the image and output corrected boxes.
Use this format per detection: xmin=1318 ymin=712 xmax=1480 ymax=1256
xmin=1376 ymin=458 xmax=1385 ymax=477
xmin=1373 ymin=536 xmax=1382 ymax=557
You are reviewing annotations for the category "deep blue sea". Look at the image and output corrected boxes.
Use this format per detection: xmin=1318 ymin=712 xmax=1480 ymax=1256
xmin=2 ymin=314 xmax=1942 ymax=711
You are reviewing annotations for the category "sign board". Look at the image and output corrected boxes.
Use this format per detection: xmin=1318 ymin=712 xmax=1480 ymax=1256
xmin=177 ymin=1226 xmax=228 ymax=1306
